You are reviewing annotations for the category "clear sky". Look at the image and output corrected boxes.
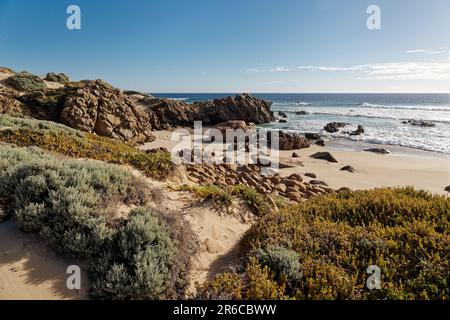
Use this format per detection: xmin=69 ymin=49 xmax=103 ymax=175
xmin=0 ymin=0 xmax=449 ymax=93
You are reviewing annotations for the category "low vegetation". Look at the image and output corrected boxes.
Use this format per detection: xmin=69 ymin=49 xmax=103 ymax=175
xmin=201 ymin=188 xmax=450 ymax=300
xmin=178 ymin=183 xmax=282 ymax=216
xmin=4 ymin=72 xmax=47 ymax=91
xmin=0 ymin=144 xmax=192 ymax=299
xmin=44 ymin=72 xmax=70 ymax=83
xmin=0 ymin=115 xmax=174 ymax=179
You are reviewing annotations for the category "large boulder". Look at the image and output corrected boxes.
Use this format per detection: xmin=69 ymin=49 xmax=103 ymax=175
xmin=146 ymin=93 xmax=275 ymax=126
xmin=324 ymin=122 xmax=348 ymax=133
xmin=60 ymin=80 xmax=155 ymax=144
xmin=268 ymin=131 xmax=310 ymax=150
xmin=45 ymin=72 xmax=70 ymax=83
xmin=4 ymin=72 xmax=47 ymax=92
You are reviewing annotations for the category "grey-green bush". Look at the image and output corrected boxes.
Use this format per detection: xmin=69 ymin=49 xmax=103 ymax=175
xmin=257 ymin=245 xmax=302 ymax=284
xmin=45 ymin=72 xmax=70 ymax=83
xmin=5 ymin=72 xmax=47 ymax=91
xmin=90 ymin=207 xmax=177 ymax=299
xmin=0 ymin=145 xmax=193 ymax=299
xmin=0 ymin=145 xmax=148 ymax=256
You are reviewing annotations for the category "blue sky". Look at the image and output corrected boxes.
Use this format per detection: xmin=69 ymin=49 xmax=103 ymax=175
xmin=0 ymin=0 xmax=449 ymax=93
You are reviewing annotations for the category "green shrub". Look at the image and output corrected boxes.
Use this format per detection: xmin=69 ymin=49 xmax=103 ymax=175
xmin=0 ymin=115 xmax=174 ymax=179
xmin=0 ymin=144 xmax=148 ymax=256
xmin=197 ymin=258 xmax=286 ymax=300
xmin=256 ymin=245 xmax=302 ymax=284
xmin=238 ymin=188 xmax=450 ymax=300
xmin=45 ymin=72 xmax=70 ymax=83
xmin=90 ymin=207 xmax=177 ymax=299
xmin=0 ymin=145 xmax=193 ymax=299
xmin=180 ymin=183 xmax=275 ymax=216
xmin=5 ymin=72 xmax=47 ymax=91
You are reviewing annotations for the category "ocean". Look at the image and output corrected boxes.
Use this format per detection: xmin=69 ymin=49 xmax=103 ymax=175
xmin=152 ymin=93 xmax=450 ymax=154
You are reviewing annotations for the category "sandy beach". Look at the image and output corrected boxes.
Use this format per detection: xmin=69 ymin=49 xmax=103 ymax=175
xmin=142 ymin=130 xmax=450 ymax=195
xmin=0 ymin=221 xmax=89 ymax=300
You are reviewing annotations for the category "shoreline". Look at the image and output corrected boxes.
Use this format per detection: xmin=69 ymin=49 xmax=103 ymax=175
xmin=323 ymin=137 xmax=450 ymax=161
xmin=141 ymin=129 xmax=450 ymax=195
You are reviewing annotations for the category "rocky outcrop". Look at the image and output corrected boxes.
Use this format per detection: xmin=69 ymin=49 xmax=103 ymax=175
xmin=60 ymin=80 xmax=155 ymax=144
xmin=402 ymin=119 xmax=436 ymax=127
xmin=278 ymin=111 xmax=287 ymax=118
xmin=0 ymin=88 xmax=22 ymax=115
xmin=295 ymin=111 xmax=308 ymax=115
xmin=145 ymin=93 xmax=275 ymax=127
xmin=268 ymin=131 xmax=310 ymax=150
xmin=324 ymin=122 xmax=348 ymax=133
xmin=17 ymin=89 xmax=67 ymax=121
xmin=45 ymin=72 xmax=70 ymax=83
xmin=215 ymin=120 xmax=250 ymax=134
xmin=305 ymin=132 xmax=321 ymax=140
xmin=4 ymin=72 xmax=47 ymax=92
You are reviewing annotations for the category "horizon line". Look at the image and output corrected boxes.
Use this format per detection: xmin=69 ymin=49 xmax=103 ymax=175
xmin=149 ymin=92 xmax=450 ymax=95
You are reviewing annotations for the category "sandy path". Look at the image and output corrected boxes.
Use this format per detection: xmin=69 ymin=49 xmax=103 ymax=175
xmin=182 ymin=201 xmax=253 ymax=294
xmin=130 ymin=168 xmax=255 ymax=295
xmin=0 ymin=220 xmax=89 ymax=300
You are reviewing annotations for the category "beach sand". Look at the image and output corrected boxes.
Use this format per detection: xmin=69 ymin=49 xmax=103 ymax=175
xmin=0 ymin=221 xmax=89 ymax=300
xmin=142 ymin=130 xmax=450 ymax=195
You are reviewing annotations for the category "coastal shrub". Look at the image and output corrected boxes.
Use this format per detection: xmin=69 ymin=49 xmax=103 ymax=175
xmin=0 ymin=144 xmax=149 ymax=256
xmin=232 ymin=184 xmax=273 ymax=216
xmin=5 ymin=72 xmax=47 ymax=91
xmin=0 ymin=145 xmax=193 ymax=299
xmin=90 ymin=207 xmax=177 ymax=299
xmin=181 ymin=184 xmax=233 ymax=208
xmin=0 ymin=115 xmax=174 ymax=179
xmin=180 ymin=184 xmax=275 ymax=216
xmin=44 ymin=72 xmax=70 ymax=83
xmin=256 ymin=245 xmax=302 ymax=284
xmin=236 ymin=187 xmax=450 ymax=300
xmin=197 ymin=258 xmax=286 ymax=300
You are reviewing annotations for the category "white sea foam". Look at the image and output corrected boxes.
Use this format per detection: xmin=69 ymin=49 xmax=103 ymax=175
xmin=269 ymin=101 xmax=450 ymax=154
xmin=167 ymin=97 xmax=190 ymax=101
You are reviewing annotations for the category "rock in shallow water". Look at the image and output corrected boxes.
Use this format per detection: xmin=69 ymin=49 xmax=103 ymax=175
xmin=402 ymin=119 xmax=436 ymax=127
xmin=324 ymin=122 xmax=348 ymax=133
